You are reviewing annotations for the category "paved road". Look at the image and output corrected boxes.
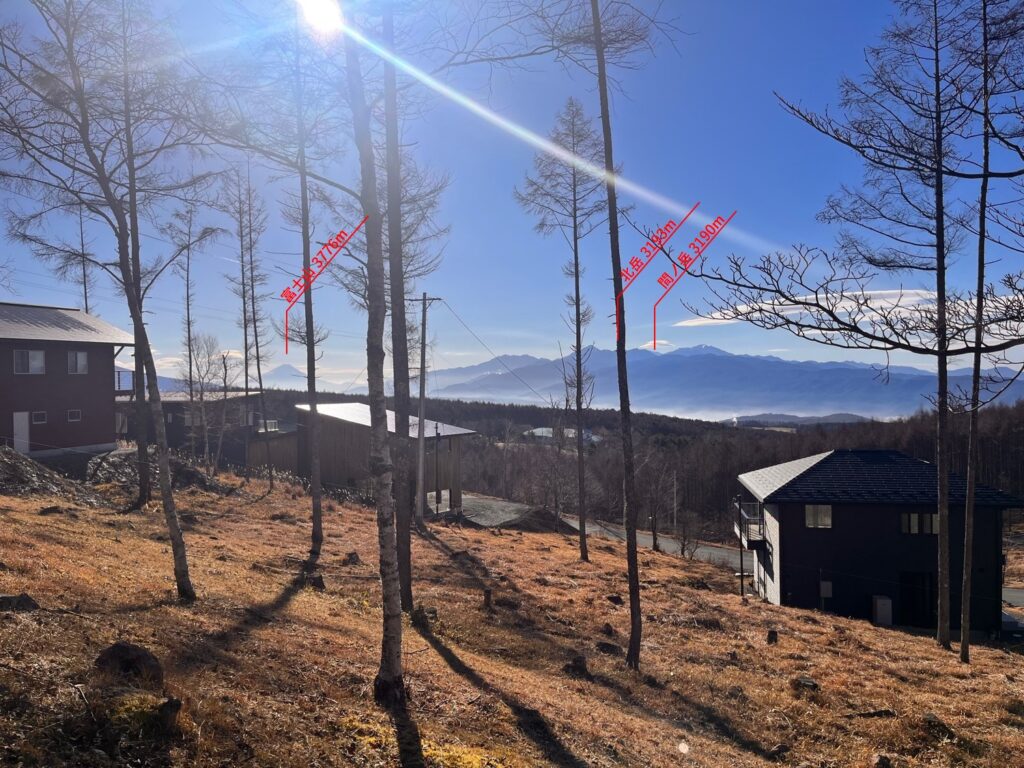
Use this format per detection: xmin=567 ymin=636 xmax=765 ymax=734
xmin=1005 ymin=587 xmax=1024 ymax=608
xmin=561 ymin=515 xmax=741 ymax=570
xmin=562 ymin=515 xmax=1024 ymax=608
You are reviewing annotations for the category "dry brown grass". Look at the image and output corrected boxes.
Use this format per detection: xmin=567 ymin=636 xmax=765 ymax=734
xmin=2 ymin=477 xmax=1024 ymax=767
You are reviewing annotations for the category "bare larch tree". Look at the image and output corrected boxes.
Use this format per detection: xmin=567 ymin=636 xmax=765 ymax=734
xmin=343 ymin=18 xmax=406 ymax=706
xmin=515 ymin=96 xmax=605 ymax=561
xmin=0 ymin=0 xmax=217 ymax=601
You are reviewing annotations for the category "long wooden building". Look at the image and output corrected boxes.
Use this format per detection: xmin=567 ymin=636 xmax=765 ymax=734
xmin=286 ymin=403 xmax=474 ymax=514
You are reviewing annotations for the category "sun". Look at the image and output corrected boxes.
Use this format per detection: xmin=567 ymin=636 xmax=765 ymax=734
xmin=296 ymin=0 xmax=344 ymax=36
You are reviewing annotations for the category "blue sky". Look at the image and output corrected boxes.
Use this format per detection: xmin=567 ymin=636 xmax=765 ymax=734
xmin=2 ymin=1 xmax=983 ymax=397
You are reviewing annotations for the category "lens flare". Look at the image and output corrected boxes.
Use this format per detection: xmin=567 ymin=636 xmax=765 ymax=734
xmin=340 ymin=24 xmax=781 ymax=255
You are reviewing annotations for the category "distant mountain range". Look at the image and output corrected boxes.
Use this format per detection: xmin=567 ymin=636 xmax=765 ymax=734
xmin=415 ymin=345 xmax=1024 ymax=420
xmin=117 ymin=365 xmax=183 ymax=393
xmin=723 ymin=413 xmax=871 ymax=427
xmin=259 ymin=363 xmax=352 ymax=393
xmin=157 ymin=347 xmax=1024 ymax=421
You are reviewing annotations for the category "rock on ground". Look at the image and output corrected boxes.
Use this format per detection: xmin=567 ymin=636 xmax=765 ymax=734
xmin=94 ymin=642 xmax=164 ymax=689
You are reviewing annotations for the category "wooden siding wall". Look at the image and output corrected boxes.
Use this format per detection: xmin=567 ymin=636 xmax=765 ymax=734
xmin=289 ymin=410 xmax=461 ymax=493
xmin=246 ymin=431 xmax=297 ymax=475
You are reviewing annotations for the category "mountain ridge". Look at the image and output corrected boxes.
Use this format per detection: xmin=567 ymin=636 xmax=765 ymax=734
xmin=424 ymin=346 xmax=1024 ymax=419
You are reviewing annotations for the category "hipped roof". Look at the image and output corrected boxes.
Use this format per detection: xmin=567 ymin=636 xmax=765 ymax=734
xmin=739 ymin=449 xmax=1022 ymax=508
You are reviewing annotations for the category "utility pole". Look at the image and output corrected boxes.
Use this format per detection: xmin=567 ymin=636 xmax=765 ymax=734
xmin=411 ymin=292 xmax=441 ymax=528
xmin=672 ymin=470 xmax=677 ymax=536
xmin=434 ymin=421 xmax=441 ymax=516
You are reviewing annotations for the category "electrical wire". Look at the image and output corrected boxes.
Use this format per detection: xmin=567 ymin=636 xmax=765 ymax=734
xmin=440 ymin=299 xmax=551 ymax=404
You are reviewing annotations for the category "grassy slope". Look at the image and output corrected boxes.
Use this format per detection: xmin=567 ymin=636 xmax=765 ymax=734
xmin=1 ymin=478 xmax=1023 ymax=767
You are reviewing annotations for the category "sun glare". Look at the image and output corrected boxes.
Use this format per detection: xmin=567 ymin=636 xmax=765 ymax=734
xmin=296 ymin=0 xmax=344 ymax=35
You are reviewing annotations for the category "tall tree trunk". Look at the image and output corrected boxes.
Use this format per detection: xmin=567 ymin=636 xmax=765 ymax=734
xmin=345 ymin=29 xmax=405 ymax=706
xmin=78 ymin=207 xmax=89 ymax=313
xmin=589 ymin=0 xmax=641 ymax=669
xmin=961 ymin=0 xmax=991 ymax=664
xmin=212 ymin=355 xmax=228 ymax=476
xmin=650 ymin=497 xmax=659 ymax=553
xmin=133 ymin=327 xmax=150 ymax=503
xmin=293 ymin=22 xmax=323 ymax=562
xmin=931 ymin=0 xmax=951 ymax=650
xmin=121 ymin=228 xmax=195 ymax=601
xmin=200 ymin=391 xmax=209 ymax=467
xmin=237 ymin=173 xmax=251 ymax=482
xmin=246 ymin=161 xmax=274 ymax=491
xmin=572 ymin=173 xmax=589 ymax=563
xmin=383 ymin=4 xmax=414 ymax=613
xmin=184 ymin=211 xmax=196 ymax=458
xmin=122 ymin=0 xmax=150 ymax=510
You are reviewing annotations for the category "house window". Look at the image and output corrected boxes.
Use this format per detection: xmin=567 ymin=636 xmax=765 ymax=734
xmin=805 ymin=504 xmax=832 ymax=528
xmin=14 ymin=350 xmax=45 ymax=374
xmin=31 ymin=411 xmax=47 ymax=425
xmin=67 ymin=351 xmax=88 ymax=374
xmin=66 ymin=409 xmax=82 ymax=423
xmin=901 ymin=511 xmax=938 ymax=535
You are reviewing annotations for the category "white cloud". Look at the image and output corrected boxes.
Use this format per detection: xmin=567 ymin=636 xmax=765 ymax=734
xmin=639 ymin=339 xmax=676 ymax=350
xmin=154 ymin=356 xmax=183 ymax=369
xmin=675 ymin=289 xmax=935 ymax=328
xmin=674 ymin=316 xmax=737 ymax=328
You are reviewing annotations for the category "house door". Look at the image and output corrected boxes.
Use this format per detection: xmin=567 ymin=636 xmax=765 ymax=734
xmin=899 ymin=571 xmax=937 ymax=627
xmin=12 ymin=412 xmax=30 ymax=454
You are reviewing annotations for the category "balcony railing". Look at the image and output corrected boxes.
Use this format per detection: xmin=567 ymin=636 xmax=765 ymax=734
xmin=115 ymin=369 xmax=134 ymax=393
xmin=733 ymin=500 xmax=767 ymax=549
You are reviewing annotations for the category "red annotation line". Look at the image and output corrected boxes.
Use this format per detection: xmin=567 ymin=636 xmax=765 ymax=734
xmin=615 ymin=201 xmax=700 ymax=341
xmin=652 ymin=210 xmax=737 ymax=349
xmin=284 ymin=215 xmax=369 ymax=354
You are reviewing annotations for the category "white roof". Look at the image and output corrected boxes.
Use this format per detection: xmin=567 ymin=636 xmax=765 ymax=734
xmin=296 ymin=402 xmax=474 ymax=438
xmin=0 ymin=302 xmax=133 ymax=345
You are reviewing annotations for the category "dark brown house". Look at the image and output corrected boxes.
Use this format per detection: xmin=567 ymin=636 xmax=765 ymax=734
xmin=0 ymin=302 xmax=134 ymax=456
xmin=735 ymin=450 xmax=1021 ymax=635
xmin=294 ymin=403 xmax=475 ymax=513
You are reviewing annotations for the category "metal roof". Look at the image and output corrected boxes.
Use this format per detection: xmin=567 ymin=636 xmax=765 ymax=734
xmin=739 ymin=449 xmax=1022 ymax=508
xmin=739 ymin=451 xmax=832 ymax=502
xmin=296 ymin=402 xmax=475 ymax=438
xmin=0 ymin=302 xmax=134 ymax=345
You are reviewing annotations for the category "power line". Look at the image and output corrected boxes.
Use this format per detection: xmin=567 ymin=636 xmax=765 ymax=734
xmin=440 ymin=298 xmax=551 ymax=404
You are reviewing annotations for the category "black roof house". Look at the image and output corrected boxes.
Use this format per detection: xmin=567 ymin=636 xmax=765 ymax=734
xmin=739 ymin=449 xmax=1022 ymax=507
xmin=735 ymin=450 xmax=1020 ymax=634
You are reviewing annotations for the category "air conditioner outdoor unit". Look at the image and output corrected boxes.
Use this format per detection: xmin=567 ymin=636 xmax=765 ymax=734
xmin=872 ymin=595 xmax=893 ymax=627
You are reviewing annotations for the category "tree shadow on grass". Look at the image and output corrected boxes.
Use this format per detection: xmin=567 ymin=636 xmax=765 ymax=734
xmin=80 ymin=596 xmax=180 ymax=617
xmin=421 ymin=532 xmax=495 ymax=593
xmin=424 ymin=529 xmax=773 ymax=761
xmin=413 ymin=624 xmax=588 ymax=768
xmin=167 ymin=554 xmax=318 ymax=674
xmin=390 ymin=698 xmax=427 ymax=768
